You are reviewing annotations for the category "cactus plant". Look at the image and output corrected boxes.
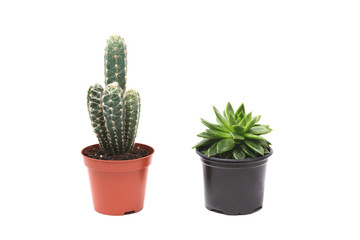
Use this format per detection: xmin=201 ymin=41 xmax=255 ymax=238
xmin=193 ymin=102 xmax=272 ymax=159
xmin=87 ymin=35 xmax=140 ymax=157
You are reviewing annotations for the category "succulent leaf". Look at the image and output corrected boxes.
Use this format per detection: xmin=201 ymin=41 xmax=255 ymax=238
xmin=233 ymin=125 xmax=245 ymax=134
xmin=249 ymin=126 xmax=271 ymax=135
xmin=240 ymin=143 xmax=257 ymax=158
xmin=243 ymin=117 xmax=257 ymax=133
xmin=213 ymin=106 xmax=231 ymax=130
xmin=217 ymin=139 xmax=235 ymax=154
xmin=206 ymin=129 xmax=232 ymax=138
xmin=244 ymin=139 xmax=264 ymax=155
xmin=207 ymin=142 xmax=219 ymax=157
xmin=193 ymin=139 xmax=217 ymax=149
xmin=233 ymin=147 xmax=246 ymax=159
xmin=197 ymin=132 xmax=222 ymax=139
xmin=235 ymin=103 xmax=245 ymax=117
xmin=230 ymin=132 xmax=245 ymax=140
xmin=243 ymin=133 xmax=265 ymax=140
xmin=201 ymin=119 xmax=227 ymax=132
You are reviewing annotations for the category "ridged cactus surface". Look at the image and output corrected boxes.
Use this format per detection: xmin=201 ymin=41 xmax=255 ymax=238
xmin=103 ymin=82 xmax=126 ymax=155
xmin=87 ymin=84 xmax=111 ymax=153
xmin=87 ymin=35 xmax=141 ymax=158
xmin=105 ymin=35 xmax=127 ymax=89
xmin=124 ymin=89 xmax=141 ymax=152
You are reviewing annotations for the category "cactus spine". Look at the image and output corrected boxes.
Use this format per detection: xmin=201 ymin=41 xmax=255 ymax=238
xmin=87 ymin=35 xmax=141 ymax=157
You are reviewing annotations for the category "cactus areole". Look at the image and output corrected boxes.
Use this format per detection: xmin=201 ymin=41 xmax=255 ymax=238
xmin=86 ymin=35 xmax=145 ymax=159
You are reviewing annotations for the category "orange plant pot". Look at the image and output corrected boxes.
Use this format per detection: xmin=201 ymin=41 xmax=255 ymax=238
xmin=82 ymin=143 xmax=154 ymax=215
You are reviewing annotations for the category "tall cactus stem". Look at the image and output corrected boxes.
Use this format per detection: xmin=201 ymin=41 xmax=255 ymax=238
xmin=103 ymin=82 xmax=125 ymax=155
xmin=87 ymin=84 xmax=111 ymax=154
xmin=124 ymin=89 xmax=141 ymax=152
xmin=105 ymin=35 xmax=127 ymax=89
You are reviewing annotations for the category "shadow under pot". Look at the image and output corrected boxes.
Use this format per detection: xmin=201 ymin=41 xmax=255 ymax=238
xmin=196 ymin=148 xmax=273 ymax=215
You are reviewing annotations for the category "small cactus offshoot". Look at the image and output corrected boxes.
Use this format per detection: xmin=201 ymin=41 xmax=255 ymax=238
xmin=87 ymin=35 xmax=140 ymax=157
xmin=193 ymin=103 xmax=272 ymax=159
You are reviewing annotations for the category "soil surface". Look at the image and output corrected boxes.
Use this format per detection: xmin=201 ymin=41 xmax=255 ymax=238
xmin=83 ymin=145 xmax=149 ymax=160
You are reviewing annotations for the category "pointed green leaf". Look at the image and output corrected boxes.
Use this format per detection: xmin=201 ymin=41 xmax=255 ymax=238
xmin=197 ymin=132 xmax=222 ymax=139
xmin=206 ymin=129 xmax=232 ymax=138
xmin=225 ymin=102 xmax=234 ymax=119
xmin=255 ymin=124 xmax=270 ymax=129
xmin=230 ymin=132 xmax=245 ymax=140
xmin=228 ymin=112 xmax=236 ymax=127
xmin=192 ymin=139 xmax=217 ymax=149
xmin=249 ymin=126 xmax=271 ymax=135
xmin=201 ymin=119 xmax=228 ymax=132
xmin=258 ymin=139 xmax=269 ymax=148
xmin=235 ymin=103 xmax=245 ymax=117
xmin=233 ymin=147 xmax=246 ymax=159
xmin=207 ymin=142 xmax=219 ymax=157
xmin=263 ymin=146 xmax=270 ymax=154
xmin=244 ymin=112 xmax=252 ymax=125
xmin=243 ymin=117 xmax=257 ymax=133
xmin=213 ymin=106 xmax=231 ymax=130
xmin=244 ymin=140 xmax=264 ymax=155
xmin=253 ymin=115 xmax=261 ymax=124
xmin=244 ymin=133 xmax=265 ymax=140
xmin=238 ymin=111 xmax=245 ymax=121
xmin=240 ymin=144 xmax=257 ymax=158
xmin=233 ymin=125 xmax=245 ymax=134
xmin=217 ymin=139 xmax=235 ymax=154
xmin=238 ymin=117 xmax=247 ymax=128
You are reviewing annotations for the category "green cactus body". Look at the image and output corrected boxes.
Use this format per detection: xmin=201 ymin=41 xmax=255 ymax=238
xmin=105 ymin=35 xmax=127 ymax=89
xmin=124 ymin=89 xmax=141 ymax=152
xmin=103 ymin=83 xmax=125 ymax=156
xmin=87 ymin=84 xmax=111 ymax=153
xmin=87 ymin=35 xmax=142 ymax=158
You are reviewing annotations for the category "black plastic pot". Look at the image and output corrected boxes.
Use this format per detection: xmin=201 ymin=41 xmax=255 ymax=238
xmin=196 ymin=148 xmax=273 ymax=215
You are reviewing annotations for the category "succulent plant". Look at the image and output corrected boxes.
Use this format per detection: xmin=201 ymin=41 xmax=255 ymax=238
xmin=193 ymin=102 xmax=272 ymax=159
xmin=87 ymin=35 xmax=140 ymax=157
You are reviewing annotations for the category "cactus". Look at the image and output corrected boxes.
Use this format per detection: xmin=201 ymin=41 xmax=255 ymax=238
xmin=87 ymin=84 xmax=111 ymax=153
xmin=105 ymin=35 xmax=127 ymax=89
xmin=87 ymin=35 xmax=140 ymax=157
xmin=123 ymin=89 xmax=141 ymax=152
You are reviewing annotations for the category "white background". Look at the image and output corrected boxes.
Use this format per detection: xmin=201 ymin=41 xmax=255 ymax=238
xmin=1 ymin=0 xmax=359 ymax=239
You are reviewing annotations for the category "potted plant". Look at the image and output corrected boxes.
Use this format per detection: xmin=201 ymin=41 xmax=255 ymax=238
xmin=193 ymin=102 xmax=273 ymax=215
xmin=82 ymin=35 xmax=154 ymax=216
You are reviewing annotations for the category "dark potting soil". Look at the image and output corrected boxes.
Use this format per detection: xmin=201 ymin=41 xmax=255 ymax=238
xmin=83 ymin=145 xmax=149 ymax=160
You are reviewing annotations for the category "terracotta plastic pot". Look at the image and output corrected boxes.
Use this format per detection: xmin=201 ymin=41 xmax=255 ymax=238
xmin=196 ymin=147 xmax=272 ymax=215
xmin=82 ymin=143 xmax=154 ymax=215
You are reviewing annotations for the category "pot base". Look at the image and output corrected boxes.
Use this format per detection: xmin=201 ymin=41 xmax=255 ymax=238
xmin=205 ymin=205 xmax=263 ymax=215
xmin=94 ymin=208 xmax=143 ymax=216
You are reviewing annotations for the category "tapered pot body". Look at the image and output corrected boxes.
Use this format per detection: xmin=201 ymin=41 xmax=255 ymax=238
xmin=197 ymin=148 xmax=272 ymax=215
xmin=82 ymin=143 xmax=154 ymax=215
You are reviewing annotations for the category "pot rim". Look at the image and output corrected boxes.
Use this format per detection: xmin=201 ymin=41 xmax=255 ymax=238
xmin=81 ymin=143 xmax=155 ymax=163
xmin=196 ymin=147 xmax=273 ymax=163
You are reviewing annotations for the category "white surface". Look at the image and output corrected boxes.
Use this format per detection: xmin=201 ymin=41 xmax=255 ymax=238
xmin=1 ymin=0 xmax=359 ymax=239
